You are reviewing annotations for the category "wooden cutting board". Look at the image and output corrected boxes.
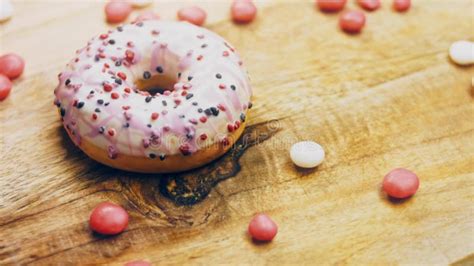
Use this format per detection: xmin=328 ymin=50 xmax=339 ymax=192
xmin=1 ymin=0 xmax=473 ymax=265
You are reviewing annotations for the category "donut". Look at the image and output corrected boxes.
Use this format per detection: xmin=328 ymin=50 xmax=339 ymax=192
xmin=54 ymin=21 xmax=252 ymax=173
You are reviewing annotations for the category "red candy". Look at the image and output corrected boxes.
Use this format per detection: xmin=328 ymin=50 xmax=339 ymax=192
xmin=393 ymin=0 xmax=411 ymax=12
xmin=248 ymin=213 xmax=278 ymax=242
xmin=0 ymin=53 xmax=25 ymax=80
xmin=124 ymin=260 xmax=152 ymax=266
xmin=105 ymin=1 xmax=133 ymax=24
xmin=383 ymin=168 xmax=420 ymax=199
xmin=316 ymin=0 xmax=347 ymax=12
xmin=177 ymin=6 xmax=207 ymax=26
xmin=89 ymin=202 xmax=129 ymax=235
xmin=0 ymin=74 xmax=12 ymax=101
xmin=134 ymin=11 xmax=160 ymax=22
xmin=339 ymin=10 xmax=366 ymax=33
xmin=231 ymin=0 xmax=257 ymax=24
xmin=357 ymin=0 xmax=380 ymax=11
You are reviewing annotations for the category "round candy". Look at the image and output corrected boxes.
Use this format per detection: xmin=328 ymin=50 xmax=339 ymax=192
xmin=177 ymin=6 xmax=207 ymax=26
xmin=449 ymin=40 xmax=474 ymax=66
xmin=316 ymin=0 xmax=347 ymax=12
xmin=231 ymin=0 xmax=257 ymax=24
xmin=0 ymin=0 xmax=13 ymax=22
xmin=0 ymin=74 xmax=12 ymax=101
xmin=134 ymin=11 xmax=160 ymax=22
xmin=290 ymin=141 xmax=325 ymax=168
xmin=248 ymin=213 xmax=278 ymax=242
xmin=124 ymin=260 xmax=152 ymax=266
xmin=393 ymin=0 xmax=411 ymax=12
xmin=105 ymin=1 xmax=133 ymax=24
xmin=383 ymin=168 xmax=420 ymax=199
xmin=0 ymin=53 xmax=25 ymax=80
xmin=339 ymin=10 xmax=366 ymax=33
xmin=89 ymin=202 xmax=129 ymax=235
xmin=357 ymin=0 xmax=380 ymax=11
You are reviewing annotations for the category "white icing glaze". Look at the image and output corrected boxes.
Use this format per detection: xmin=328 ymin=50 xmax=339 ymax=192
xmin=54 ymin=21 xmax=252 ymax=160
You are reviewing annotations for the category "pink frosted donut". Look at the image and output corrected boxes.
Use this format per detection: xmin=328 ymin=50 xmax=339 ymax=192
xmin=54 ymin=21 xmax=252 ymax=173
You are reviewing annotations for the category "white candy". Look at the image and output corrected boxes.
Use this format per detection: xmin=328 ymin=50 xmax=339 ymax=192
xmin=130 ymin=0 xmax=153 ymax=8
xmin=290 ymin=141 xmax=325 ymax=168
xmin=0 ymin=0 xmax=13 ymax=22
xmin=449 ymin=40 xmax=474 ymax=66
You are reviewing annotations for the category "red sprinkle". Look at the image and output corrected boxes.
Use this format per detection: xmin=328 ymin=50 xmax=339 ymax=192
xmin=92 ymin=113 xmax=98 ymax=120
xmin=200 ymin=133 xmax=207 ymax=140
xmin=104 ymin=1 xmax=132 ymax=24
xmin=222 ymin=51 xmax=230 ymax=57
xmin=199 ymin=116 xmax=207 ymax=123
xmin=339 ymin=10 xmax=366 ymax=33
xmin=316 ymin=0 xmax=347 ymax=12
xmin=177 ymin=6 xmax=207 ymax=26
xmin=135 ymin=11 xmax=160 ymax=22
xmin=117 ymin=72 xmax=127 ymax=80
xmin=103 ymin=83 xmax=113 ymax=92
xmin=89 ymin=202 xmax=129 ymax=235
xmin=125 ymin=50 xmax=135 ymax=62
xmin=99 ymin=34 xmax=109 ymax=40
xmin=111 ymin=92 xmax=120 ymax=99
xmin=383 ymin=168 xmax=420 ymax=199
xmin=231 ymin=0 xmax=257 ymax=24
xmin=151 ymin=112 xmax=159 ymax=120
xmin=197 ymin=55 xmax=204 ymax=61
xmin=179 ymin=144 xmax=191 ymax=156
xmin=0 ymin=74 xmax=13 ymax=101
xmin=393 ymin=0 xmax=410 ymax=12
xmin=248 ymin=213 xmax=278 ymax=242
xmin=357 ymin=0 xmax=381 ymax=11
xmin=227 ymin=124 xmax=235 ymax=132
xmin=221 ymin=137 xmax=230 ymax=146
xmin=108 ymin=128 xmax=116 ymax=137
xmin=0 ymin=53 xmax=25 ymax=80
xmin=219 ymin=84 xmax=226 ymax=89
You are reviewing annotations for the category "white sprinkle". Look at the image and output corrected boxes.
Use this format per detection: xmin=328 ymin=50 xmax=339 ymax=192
xmin=130 ymin=0 xmax=153 ymax=8
xmin=449 ymin=40 xmax=474 ymax=66
xmin=0 ymin=0 xmax=13 ymax=22
xmin=290 ymin=141 xmax=325 ymax=168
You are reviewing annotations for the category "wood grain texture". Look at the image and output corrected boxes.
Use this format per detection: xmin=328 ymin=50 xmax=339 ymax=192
xmin=1 ymin=0 xmax=473 ymax=265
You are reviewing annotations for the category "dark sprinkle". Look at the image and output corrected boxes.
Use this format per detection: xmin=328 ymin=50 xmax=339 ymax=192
xmin=136 ymin=22 xmax=144 ymax=27
xmin=216 ymin=73 xmax=222 ymax=79
xmin=114 ymin=78 xmax=122 ymax=85
xmin=159 ymin=154 xmax=166 ymax=161
xmin=76 ymin=102 xmax=85 ymax=109
xmin=178 ymin=72 xmax=182 ymax=78
xmin=145 ymin=96 xmax=152 ymax=103
xmin=210 ymin=107 xmax=219 ymax=116
xmin=201 ymin=44 xmax=208 ymax=48
xmin=90 ymin=90 xmax=95 ymax=94
xmin=188 ymin=76 xmax=193 ymax=81
xmin=248 ymin=102 xmax=253 ymax=109
xmin=143 ymin=71 xmax=151 ymax=79
xmin=240 ymin=113 xmax=246 ymax=122
xmin=104 ymin=102 xmax=110 ymax=106
xmin=185 ymin=93 xmax=194 ymax=100
xmin=117 ymin=26 xmax=123 ymax=32
xmin=94 ymin=55 xmax=100 ymax=62
xmin=204 ymin=108 xmax=212 ymax=116
xmin=98 ymin=126 xmax=105 ymax=134
xmin=60 ymin=108 xmax=66 ymax=117
xmin=179 ymin=115 xmax=185 ymax=119
xmin=115 ymin=60 xmax=122 ymax=67
xmin=192 ymin=102 xmax=198 ymax=106
xmin=147 ymin=124 xmax=152 ymax=128
xmin=55 ymin=101 xmax=61 ymax=107
xmin=230 ymin=85 xmax=236 ymax=91
xmin=186 ymin=133 xmax=194 ymax=140
xmin=162 ymin=100 xmax=167 ymax=106
xmin=149 ymin=153 xmax=156 ymax=159
xmin=156 ymin=66 xmax=163 ymax=73
xmin=108 ymin=39 xmax=115 ymax=45
xmin=95 ymin=108 xmax=101 ymax=113
xmin=124 ymin=123 xmax=130 ymax=128
xmin=65 ymin=79 xmax=71 ymax=86
xmin=197 ymin=108 xmax=203 ymax=113
xmin=97 ymin=99 xmax=104 ymax=105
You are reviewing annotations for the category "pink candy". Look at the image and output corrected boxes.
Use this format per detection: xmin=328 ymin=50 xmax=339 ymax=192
xmin=89 ymin=202 xmax=129 ymax=235
xmin=0 ymin=74 xmax=12 ymax=101
xmin=231 ymin=0 xmax=257 ymax=24
xmin=0 ymin=53 xmax=25 ymax=80
xmin=339 ymin=10 xmax=366 ymax=33
xmin=177 ymin=6 xmax=207 ymax=26
xmin=393 ymin=0 xmax=411 ymax=12
xmin=383 ymin=168 xmax=420 ymax=199
xmin=357 ymin=0 xmax=381 ymax=11
xmin=105 ymin=1 xmax=133 ymax=24
xmin=316 ymin=0 xmax=347 ymax=12
xmin=248 ymin=213 xmax=278 ymax=242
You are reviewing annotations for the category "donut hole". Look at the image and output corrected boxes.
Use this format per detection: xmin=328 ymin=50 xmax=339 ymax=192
xmin=135 ymin=73 xmax=177 ymax=95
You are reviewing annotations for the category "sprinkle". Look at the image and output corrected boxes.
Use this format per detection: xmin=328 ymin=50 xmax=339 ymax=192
xmin=179 ymin=114 xmax=185 ymax=119
xmin=192 ymin=102 xmax=198 ymax=106
xmin=189 ymin=118 xmax=198 ymax=125
xmin=98 ymin=126 xmax=105 ymax=134
xmin=143 ymin=71 xmax=151 ymax=79
xmin=217 ymin=104 xmax=226 ymax=111
xmin=178 ymin=72 xmax=182 ymax=78
xmin=197 ymin=55 xmax=203 ymax=61
xmin=123 ymin=123 xmax=130 ymax=128
xmin=210 ymin=107 xmax=219 ymax=116
xmin=95 ymin=108 xmax=101 ymax=113
xmin=111 ymin=92 xmax=120 ymax=99
xmin=162 ymin=100 xmax=167 ymax=106
xmin=227 ymin=124 xmax=235 ymax=132
xmin=99 ymin=34 xmax=108 ymax=40
xmin=186 ymin=93 xmax=194 ymax=100
xmin=248 ymin=102 xmax=253 ymax=109
xmin=219 ymin=84 xmax=226 ymax=89
xmin=201 ymin=44 xmax=208 ymax=48
xmin=149 ymin=153 xmax=156 ymax=159
xmin=231 ymin=85 xmax=236 ymax=90
xmin=97 ymin=99 xmax=104 ymax=105
xmin=117 ymin=72 xmax=127 ymax=80
xmin=174 ymin=99 xmax=181 ymax=105
xmin=117 ymin=26 xmax=123 ymax=32
xmin=65 ymin=79 xmax=71 ymax=86
xmin=104 ymin=102 xmax=110 ymax=106
xmin=199 ymin=116 xmax=207 ymax=123
xmin=159 ymin=154 xmax=166 ymax=161
xmin=125 ymin=50 xmax=135 ymax=62
xmin=143 ymin=139 xmax=150 ymax=148
xmin=221 ymin=137 xmax=230 ymax=146
xmin=124 ymin=87 xmax=131 ymax=93
xmin=188 ymin=76 xmax=193 ymax=81
xmin=115 ymin=60 xmax=122 ymax=67
xmin=216 ymin=73 xmax=222 ymax=79
xmin=103 ymin=83 xmax=113 ymax=92
xmin=151 ymin=112 xmax=159 ymax=120
xmin=147 ymin=124 xmax=152 ymax=128
xmin=77 ymin=102 xmax=85 ymax=109
xmin=127 ymin=41 xmax=134 ymax=47
xmin=122 ymin=105 xmax=131 ymax=110
xmin=200 ymin=133 xmax=207 ymax=140
xmin=156 ymin=66 xmax=163 ymax=73
xmin=92 ymin=113 xmax=98 ymax=120
xmin=60 ymin=108 xmax=66 ymax=117
xmin=145 ymin=96 xmax=152 ymax=103
xmin=108 ymin=39 xmax=116 ymax=45
xmin=222 ymin=51 xmax=229 ymax=57
xmin=114 ymin=78 xmax=122 ymax=85
xmin=179 ymin=144 xmax=191 ymax=156
xmin=240 ymin=113 xmax=246 ymax=122
xmin=204 ymin=108 xmax=212 ymax=116
xmin=197 ymin=108 xmax=203 ymax=113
